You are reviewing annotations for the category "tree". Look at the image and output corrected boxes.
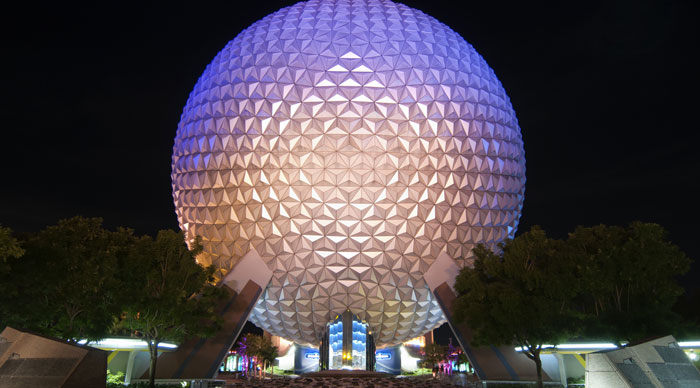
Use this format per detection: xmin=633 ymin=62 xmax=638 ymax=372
xmin=674 ymin=289 xmax=700 ymax=340
xmin=242 ymin=335 xmax=263 ymax=377
xmin=0 ymin=225 xmax=25 ymax=324
xmin=241 ymin=334 xmax=279 ymax=377
xmin=569 ymin=222 xmax=691 ymax=345
xmin=259 ymin=338 xmax=279 ymax=376
xmin=259 ymin=336 xmax=279 ymax=376
xmin=453 ymin=226 xmax=581 ymax=388
xmin=0 ymin=217 xmax=133 ymax=341
xmin=0 ymin=225 xmax=24 ymax=262
xmin=421 ymin=343 xmax=446 ymax=369
xmin=120 ymin=230 xmax=225 ymax=388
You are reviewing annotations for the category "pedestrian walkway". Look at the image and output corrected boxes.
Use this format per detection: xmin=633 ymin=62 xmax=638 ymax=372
xmin=224 ymin=375 xmax=475 ymax=388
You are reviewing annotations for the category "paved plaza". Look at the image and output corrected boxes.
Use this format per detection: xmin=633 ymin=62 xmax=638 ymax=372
xmin=224 ymin=375 xmax=474 ymax=388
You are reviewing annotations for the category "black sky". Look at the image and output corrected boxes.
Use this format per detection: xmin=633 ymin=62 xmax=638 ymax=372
xmin=2 ymin=0 xmax=698 ymax=291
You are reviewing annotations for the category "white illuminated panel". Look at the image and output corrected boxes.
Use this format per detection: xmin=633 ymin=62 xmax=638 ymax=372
xmin=78 ymin=338 xmax=177 ymax=351
xmin=515 ymin=341 xmax=700 ymax=353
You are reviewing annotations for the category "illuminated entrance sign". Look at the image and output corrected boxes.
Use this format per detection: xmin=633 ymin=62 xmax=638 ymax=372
xmin=376 ymin=352 xmax=391 ymax=360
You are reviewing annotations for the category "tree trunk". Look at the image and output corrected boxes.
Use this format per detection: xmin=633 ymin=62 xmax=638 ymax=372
xmin=148 ymin=340 xmax=159 ymax=388
xmin=534 ymin=351 xmax=543 ymax=388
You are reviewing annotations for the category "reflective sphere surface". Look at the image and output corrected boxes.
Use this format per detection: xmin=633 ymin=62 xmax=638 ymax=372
xmin=172 ymin=0 xmax=526 ymax=346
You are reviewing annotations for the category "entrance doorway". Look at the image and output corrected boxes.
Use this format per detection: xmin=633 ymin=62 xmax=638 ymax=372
xmin=320 ymin=311 xmax=375 ymax=370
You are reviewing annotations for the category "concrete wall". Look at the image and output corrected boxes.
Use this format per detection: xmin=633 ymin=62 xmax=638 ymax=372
xmin=586 ymin=336 xmax=700 ymax=388
xmin=0 ymin=326 xmax=107 ymax=388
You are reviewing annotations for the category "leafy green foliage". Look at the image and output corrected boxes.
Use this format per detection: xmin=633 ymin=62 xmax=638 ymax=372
xmin=569 ymin=222 xmax=691 ymax=344
xmin=0 ymin=217 xmax=135 ymax=342
xmin=120 ymin=230 xmax=226 ymax=388
xmin=401 ymin=368 xmax=432 ymax=376
xmin=239 ymin=334 xmax=279 ymax=376
xmin=0 ymin=225 xmax=24 ymax=262
xmin=420 ymin=343 xmax=447 ymax=368
xmin=454 ymin=222 xmax=692 ymax=388
xmin=0 ymin=225 xmax=24 ymax=313
xmin=0 ymin=219 xmax=229 ymax=388
xmin=454 ymin=226 xmax=581 ymax=388
xmin=106 ymin=369 xmax=125 ymax=387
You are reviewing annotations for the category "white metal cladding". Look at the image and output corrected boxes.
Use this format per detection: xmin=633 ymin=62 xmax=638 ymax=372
xmin=171 ymin=0 xmax=526 ymax=347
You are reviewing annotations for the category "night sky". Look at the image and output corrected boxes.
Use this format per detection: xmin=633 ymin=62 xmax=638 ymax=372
xmin=2 ymin=0 xmax=698 ymax=304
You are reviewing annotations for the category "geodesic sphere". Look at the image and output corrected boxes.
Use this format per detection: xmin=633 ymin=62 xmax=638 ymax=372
xmin=171 ymin=0 xmax=525 ymax=347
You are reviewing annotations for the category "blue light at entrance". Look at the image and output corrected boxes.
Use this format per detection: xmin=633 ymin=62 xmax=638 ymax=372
xmin=324 ymin=311 xmax=373 ymax=370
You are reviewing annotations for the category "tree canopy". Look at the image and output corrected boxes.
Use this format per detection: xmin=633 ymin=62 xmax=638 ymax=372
xmin=569 ymin=222 xmax=691 ymax=345
xmin=454 ymin=226 xmax=581 ymax=388
xmin=454 ymin=222 xmax=692 ymax=387
xmin=0 ymin=219 xmax=226 ymax=388
xmin=120 ymin=230 xmax=225 ymax=388
xmin=0 ymin=217 xmax=135 ymax=342
xmin=0 ymin=225 xmax=24 ymax=262
xmin=240 ymin=334 xmax=279 ymax=376
xmin=420 ymin=343 xmax=447 ymax=369
xmin=0 ymin=225 xmax=25 ymax=323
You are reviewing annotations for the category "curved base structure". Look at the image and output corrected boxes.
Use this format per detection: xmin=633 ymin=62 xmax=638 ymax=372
xmin=146 ymin=253 xmax=549 ymax=382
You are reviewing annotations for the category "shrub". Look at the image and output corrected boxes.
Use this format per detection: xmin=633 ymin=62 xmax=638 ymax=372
xmin=106 ymin=370 xmax=125 ymax=388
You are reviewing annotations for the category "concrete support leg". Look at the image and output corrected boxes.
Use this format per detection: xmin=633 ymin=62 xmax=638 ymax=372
xmin=125 ymin=350 xmax=138 ymax=385
xmin=141 ymin=249 xmax=273 ymax=380
xmin=424 ymin=252 xmax=551 ymax=383
xmin=554 ymin=353 xmax=568 ymax=387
